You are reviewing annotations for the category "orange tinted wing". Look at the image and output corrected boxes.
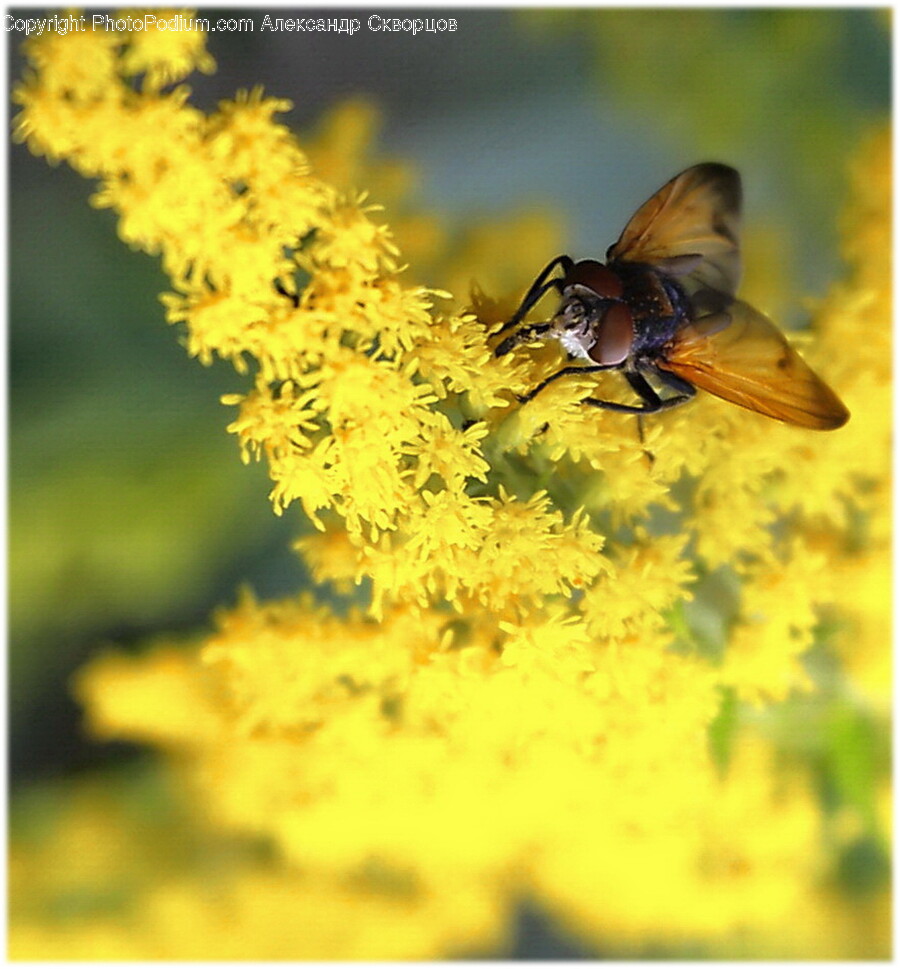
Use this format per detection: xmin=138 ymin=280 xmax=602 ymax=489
xmin=607 ymin=163 xmax=742 ymax=297
xmin=660 ymin=300 xmax=849 ymax=429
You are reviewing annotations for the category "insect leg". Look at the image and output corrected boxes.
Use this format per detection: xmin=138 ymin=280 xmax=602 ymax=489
xmin=653 ymin=367 xmax=697 ymax=400
xmin=492 ymin=279 xmax=566 ymax=356
xmin=635 ymin=414 xmax=656 ymax=468
xmin=518 ymin=363 xmax=620 ymax=403
xmin=494 ymin=320 xmax=555 ymax=358
xmin=274 ymin=279 xmax=300 ymax=307
xmin=581 ymin=369 xmax=695 ymax=414
xmin=493 ymin=255 xmax=574 ymax=340
xmin=626 ymin=368 xmax=695 ymax=412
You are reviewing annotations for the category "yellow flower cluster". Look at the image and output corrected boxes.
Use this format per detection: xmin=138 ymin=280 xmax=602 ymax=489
xmin=11 ymin=14 xmax=890 ymax=960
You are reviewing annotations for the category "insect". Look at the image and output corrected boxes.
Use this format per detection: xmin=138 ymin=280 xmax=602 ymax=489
xmin=493 ymin=163 xmax=849 ymax=430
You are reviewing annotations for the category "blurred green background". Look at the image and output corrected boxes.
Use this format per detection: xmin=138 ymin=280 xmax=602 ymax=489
xmin=9 ymin=3 xmax=888 ymax=793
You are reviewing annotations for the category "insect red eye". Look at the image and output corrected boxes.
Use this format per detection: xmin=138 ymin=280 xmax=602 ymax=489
xmin=566 ymin=259 xmax=624 ymax=299
xmin=588 ymin=303 xmax=633 ymax=365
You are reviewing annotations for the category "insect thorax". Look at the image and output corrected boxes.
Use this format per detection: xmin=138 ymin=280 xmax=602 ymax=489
xmin=615 ymin=262 xmax=691 ymax=356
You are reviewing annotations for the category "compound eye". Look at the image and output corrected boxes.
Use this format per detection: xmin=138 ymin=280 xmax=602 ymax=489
xmin=566 ymin=260 xmax=624 ymax=300
xmin=588 ymin=303 xmax=633 ymax=365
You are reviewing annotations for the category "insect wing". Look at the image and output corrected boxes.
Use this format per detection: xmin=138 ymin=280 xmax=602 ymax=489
xmin=660 ymin=300 xmax=849 ymax=429
xmin=607 ymin=163 xmax=742 ymax=297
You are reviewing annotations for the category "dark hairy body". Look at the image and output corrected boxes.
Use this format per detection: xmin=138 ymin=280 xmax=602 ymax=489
xmin=492 ymin=163 xmax=848 ymax=429
xmin=495 ymin=254 xmax=698 ymax=415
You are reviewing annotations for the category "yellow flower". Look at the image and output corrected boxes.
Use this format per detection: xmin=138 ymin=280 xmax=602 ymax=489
xmin=581 ymin=530 xmax=693 ymax=641
xmin=116 ymin=9 xmax=215 ymax=89
xmin=223 ymin=379 xmax=323 ymax=463
xmin=10 ymin=19 xmax=889 ymax=962
xmin=720 ymin=539 xmax=827 ymax=704
xmin=17 ymin=20 xmax=120 ymax=101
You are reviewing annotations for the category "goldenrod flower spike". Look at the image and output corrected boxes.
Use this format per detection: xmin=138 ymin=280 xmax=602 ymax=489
xmin=11 ymin=17 xmax=889 ymax=961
